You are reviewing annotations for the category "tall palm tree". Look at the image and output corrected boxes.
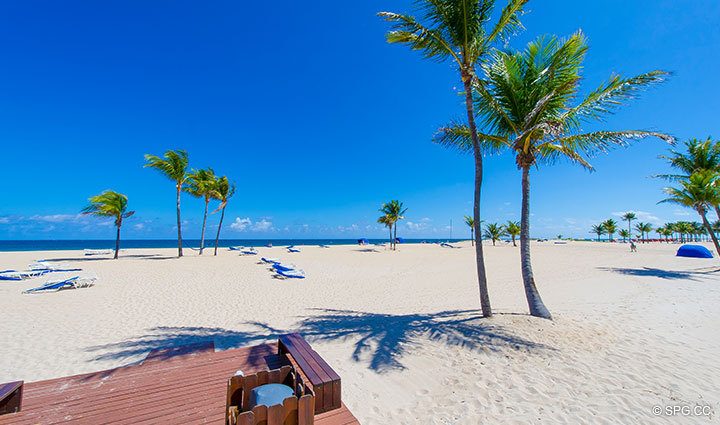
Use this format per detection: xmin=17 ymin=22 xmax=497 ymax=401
xmin=483 ymin=222 xmax=504 ymax=246
xmin=660 ymin=170 xmax=720 ymax=255
xmin=379 ymin=200 xmax=407 ymax=250
xmin=590 ymin=224 xmax=606 ymax=242
xmin=505 ymin=221 xmax=520 ymax=246
xmin=212 ymin=176 xmax=235 ymax=256
xmin=184 ymin=168 xmax=218 ymax=255
xmin=621 ymin=212 xmax=637 ymax=240
xmin=618 ymin=229 xmax=631 ymax=242
xmin=81 ymin=191 xmax=135 ymax=259
xmin=464 ymin=215 xmax=475 ymax=246
xmin=144 ymin=150 xmax=189 ymax=257
xmin=602 ymin=219 xmax=618 ymax=242
xmin=435 ymin=32 xmax=672 ymax=319
xmin=658 ymin=138 xmax=720 ymax=219
xmin=379 ymin=0 xmax=529 ymax=318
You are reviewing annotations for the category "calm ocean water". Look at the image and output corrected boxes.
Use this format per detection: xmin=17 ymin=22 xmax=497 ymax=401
xmin=0 ymin=239 xmax=466 ymax=252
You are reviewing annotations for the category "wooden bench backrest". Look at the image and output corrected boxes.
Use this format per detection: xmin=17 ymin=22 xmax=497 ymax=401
xmin=278 ymin=334 xmax=341 ymax=414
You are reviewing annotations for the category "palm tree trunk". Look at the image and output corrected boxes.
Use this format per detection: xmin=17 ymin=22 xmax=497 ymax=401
xmin=512 ymin=235 xmax=516 ymax=247
xmin=176 ymin=185 xmax=183 ymax=257
xmin=114 ymin=224 xmax=121 ymax=260
xmin=699 ymin=208 xmax=720 ymax=257
xmin=520 ymin=166 xmax=552 ymax=319
xmin=463 ymin=73 xmax=492 ymax=318
xmin=714 ymin=205 xmax=720 ymax=221
xmin=214 ymin=206 xmax=226 ymax=256
xmin=393 ymin=222 xmax=398 ymax=251
xmin=199 ymin=198 xmax=209 ymax=255
xmin=388 ymin=226 xmax=392 ymax=249
xmin=471 ymin=228 xmax=474 ymax=246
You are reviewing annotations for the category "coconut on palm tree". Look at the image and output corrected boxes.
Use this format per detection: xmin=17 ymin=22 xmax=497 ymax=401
xmin=379 ymin=0 xmax=528 ymax=318
xmin=483 ymin=223 xmax=504 ymax=246
xmin=464 ymin=215 xmax=475 ymax=246
xmin=505 ymin=221 xmax=520 ymax=246
xmin=660 ymin=170 xmax=720 ymax=255
xmin=590 ymin=224 xmax=607 ymax=242
xmin=81 ymin=191 xmax=135 ymax=259
xmin=184 ymin=168 xmax=218 ymax=255
xmin=602 ymin=219 xmax=618 ymax=242
xmin=211 ymin=176 xmax=235 ymax=256
xmin=435 ymin=32 xmax=672 ymax=319
xmin=144 ymin=150 xmax=189 ymax=257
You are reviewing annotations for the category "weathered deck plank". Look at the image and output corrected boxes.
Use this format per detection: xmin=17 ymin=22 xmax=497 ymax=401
xmin=0 ymin=343 xmax=358 ymax=424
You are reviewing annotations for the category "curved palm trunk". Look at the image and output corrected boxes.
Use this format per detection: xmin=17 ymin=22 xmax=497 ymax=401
xmin=520 ymin=166 xmax=552 ymax=319
xmin=470 ymin=228 xmax=474 ymax=246
xmin=699 ymin=208 xmax=720 ymax=256
xmin=114 ymin=223 xmax=121 ymax=260
xmin=511 ymin=235 xmax=516 ymax=247
xmin=214 ymin=206 xmax=226 ymax=256
xmin=463 ymin=75 xmax=492 ymax=318
xmin=176 ymin=185 xmax=183 ymax=257
xmin=199 ymin=198 xmax=209 ymax=255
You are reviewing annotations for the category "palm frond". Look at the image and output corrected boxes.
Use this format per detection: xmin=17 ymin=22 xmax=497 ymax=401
xmin=487 ymin=0 xmax=528 ymax=45
xmin=432 ymin=121 xmax=510 ymax=154
xmin=553 ymin=130 xmax=674 ymax=160
xmin=378 ymin=11 xmax=460 ymax=64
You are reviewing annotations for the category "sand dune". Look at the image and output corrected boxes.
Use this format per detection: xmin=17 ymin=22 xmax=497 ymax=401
xmin=1 ymin=241 xmax=718 ymax=423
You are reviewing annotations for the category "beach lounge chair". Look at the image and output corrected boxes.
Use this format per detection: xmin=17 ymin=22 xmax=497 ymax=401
xmin=240 ymin=248 xmax=258 ymax=256
xmin=23 ymin=276 xmax=96 ymax=294
xmin=0 ymin=270 xmax=49 ymax=281
xmin=440 ymin=242 xmax=459 ymax=249
xmin=276 ymin=268 xmax=305 ymax=279
xmin=272 ymin=262 xmax=298 ymax=273
xmin=287 ymin=246 xmax=301 ymax=253
xmin=260 ymin=257 xmax=280 ymax=264
xmin=228 ymin=246 xmax=242 ymax=251
xmin=28 ymin=262 xmax=82 ymax=272
xmin=84 ymin=249 xmax=112 ymax=256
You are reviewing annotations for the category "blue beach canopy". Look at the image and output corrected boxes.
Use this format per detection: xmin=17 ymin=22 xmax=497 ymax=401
xmin=395 ymin=237 xmax=405 ymax=244
xmin=676 ymin=245 xmax=713 ymax=258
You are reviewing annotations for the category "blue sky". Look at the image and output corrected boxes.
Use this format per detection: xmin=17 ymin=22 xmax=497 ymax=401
xmin=1 ymin=0 xmax=718 ymax=240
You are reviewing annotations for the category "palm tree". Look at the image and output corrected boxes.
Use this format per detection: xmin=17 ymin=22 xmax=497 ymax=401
xmin=658 ymin=138 xmax=720 ymax=219
xmin=602 ymin=219 xmax=618 ymax=242
xmin=621 ymin=212 xmax=637 ymax=241
xmin=377 ymin=214 xmax=394 ymax=248
xmin=618 ymin=229 xmax=631 ymax=242
xmin=483 ymin=223 xmax=505 ymax=246
xmin=464 ymin=215 xmax=475 ymax=246
xmin=505 ymin=221 xmax=520 ymax=246
xmin=435 ymin=32 xmax=672 ymax=319
xmin=590 ymin=224 xmax=607 ymax=242
xmin=81 ymin=191 xmax=135 ymax=259
xmin=144 ymin=150 xmax=189 ymax=257
xmin=635 ymin=222 xmax=653 ymax=242
xmin=379 ymin=0 xmax=529 ymax=318
xmin=660 ymin=170 xmax=720 ymax=255
xmin=212 ymin=176 xmax=235 ymax=256
xmin=184 ymin=168 xmax=218 ymax=255
xmin=379 ymin=200 xmax=407 ymax=250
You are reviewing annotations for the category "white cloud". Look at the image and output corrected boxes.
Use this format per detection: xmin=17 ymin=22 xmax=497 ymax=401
xmin=134 ymin=223 xmax=145 ymax=230
xmin=673 ymin=209 xmax=691 ymax=217
xmin=253 ymin=219 xmax=273 ymax=231
xmin=29 ymin=214 xmax=84 ymax=223
xmin=0 ymin=217 xmax=9 ymax=224
xmin=230 ymin=217 xmax=252 ymax=231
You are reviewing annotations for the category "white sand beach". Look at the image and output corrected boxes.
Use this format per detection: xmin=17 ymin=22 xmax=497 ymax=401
xmin=1 ymin=241 xmax=718 ymax=424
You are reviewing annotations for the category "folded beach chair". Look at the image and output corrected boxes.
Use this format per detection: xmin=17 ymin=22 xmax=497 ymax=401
xmin=0 ymin=270 xmax=49 ymax=281
xmin=260 ymin=257 xmax=280 ymax=264
xmin=275 ymin=268 xmax=305 ymax=279
xmin=23 ymin=276 xmax=96 ymax=294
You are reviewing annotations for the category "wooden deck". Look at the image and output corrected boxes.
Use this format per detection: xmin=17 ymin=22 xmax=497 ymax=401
xmin=0 ymin=342 xmax=359 ymax=424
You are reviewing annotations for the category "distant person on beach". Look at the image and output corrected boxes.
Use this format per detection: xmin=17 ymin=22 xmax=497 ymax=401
xmin=630 ymin=240 xmax=637 ymax=252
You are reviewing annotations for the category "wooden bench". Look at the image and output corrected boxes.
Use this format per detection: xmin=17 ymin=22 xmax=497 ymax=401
xmin=0 ymin=381 xmax=22 ymax=415
xmin=278 ymin=334 xmax=341 ymax=414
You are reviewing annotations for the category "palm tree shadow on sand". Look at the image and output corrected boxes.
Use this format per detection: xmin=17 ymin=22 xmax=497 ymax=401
xmin=295 ymin=309 xmax=550 ymax=373
xmin=598 ymin=266 xmax=720 ymax=281
xmin=85 ymin=310 xmax=550 ymax=375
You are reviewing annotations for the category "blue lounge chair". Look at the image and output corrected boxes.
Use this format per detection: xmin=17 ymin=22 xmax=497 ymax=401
xmin=0 ymin=270 xmax=49 ymax=281
xmin=260 ymin=257 xmax=280 ymax=264
xmin=23 ymin=276 xmax=96 ymax=294
xmin=287 ymin=246 xmax=301 ymax=253
xmin=272 ymin=262 xmax=297 ymax=272
xmin=276 ymin=268 xmax=305 ymax=279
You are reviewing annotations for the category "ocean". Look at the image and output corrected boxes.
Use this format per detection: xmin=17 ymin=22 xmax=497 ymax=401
xmin=0 ymin=239 xmax=466 ymax=252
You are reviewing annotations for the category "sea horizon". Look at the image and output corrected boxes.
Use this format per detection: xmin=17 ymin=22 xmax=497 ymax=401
xmin=0 ymin=238 xmax=467 ymax=252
